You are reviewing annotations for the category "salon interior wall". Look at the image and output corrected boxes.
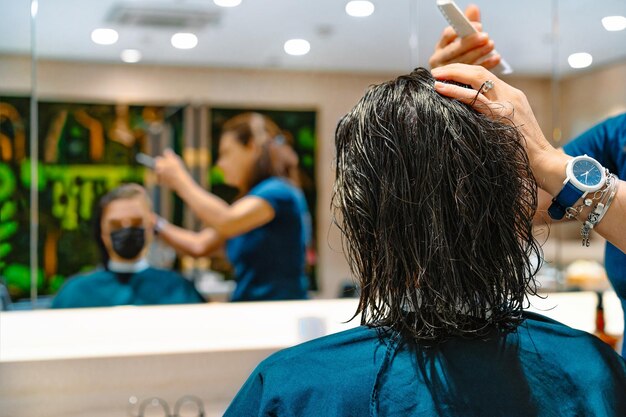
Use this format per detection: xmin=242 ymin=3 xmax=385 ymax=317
xmin=559 ymin=61 xmax=626 ymax=141
xmin=0 ymin=54 xmax=554 ymax=299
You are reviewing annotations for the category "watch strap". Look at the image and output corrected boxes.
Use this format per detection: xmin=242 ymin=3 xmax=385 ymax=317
xmin=548 ymin=181 xmax=585 ymax=220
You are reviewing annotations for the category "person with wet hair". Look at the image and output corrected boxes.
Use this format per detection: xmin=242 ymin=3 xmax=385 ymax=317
xmin=155 ymin=113 xmax=311 ymax=302
xmin=51 ymin=184 xmax=204 ymax=308
xmin=224 ymin=68 xmax=626 ymax=416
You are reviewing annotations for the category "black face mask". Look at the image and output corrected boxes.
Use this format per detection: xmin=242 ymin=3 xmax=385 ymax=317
xmin=110 ymin=227 xmax=145 ymax=260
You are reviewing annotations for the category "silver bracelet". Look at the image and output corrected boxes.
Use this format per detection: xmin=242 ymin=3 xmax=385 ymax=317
xmin=580 ymin=203 xmax=604 ymax=247
xmin=594 ymin=175 xmax=620 ymax=225
xmin=580 ymin=174 xmax=619 ymax=246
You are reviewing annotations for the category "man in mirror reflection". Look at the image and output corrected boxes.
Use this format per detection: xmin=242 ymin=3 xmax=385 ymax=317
xmin=154 ymin=113 xmax=311 ymax=302
xmin=432 ymin=3 xmax=626 ymax=357
xmin=51 ymin=184 xmax=204 ymax=308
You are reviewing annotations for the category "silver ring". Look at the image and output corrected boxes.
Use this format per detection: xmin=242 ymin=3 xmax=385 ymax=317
xmin=480 ymin=79 xmax=495 ymax=94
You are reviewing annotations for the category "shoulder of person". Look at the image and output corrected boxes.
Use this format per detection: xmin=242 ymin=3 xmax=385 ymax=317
xmin=606 ymin=112 xmax=626 ymax=126
xmin=250 ymin=177 xmax=298 ymax=197
xmin=258 ymin=325 xmax=383 ymax=375
xmin=51 ymin=268 xmax=108 ymax=307
xmin=522 ymin=311 xmax=626 ymax=369
xmin=62 ymin=268 xmax=109 ymax=287
xmin=139 ymin=267 xmax=189 ymax=282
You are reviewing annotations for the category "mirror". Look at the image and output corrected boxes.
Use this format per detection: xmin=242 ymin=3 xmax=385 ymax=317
xmin=0 ymin=0 xmax=33 ymax=309
xmin=2 ymin=0 xmax=625 ymax=308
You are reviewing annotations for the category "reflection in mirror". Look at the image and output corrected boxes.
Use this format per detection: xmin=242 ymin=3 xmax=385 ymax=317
xmin=6 ymin=0 xmax=420 ymax=307
xmin=11 ymin=0 xmax=622 ymax=308
xmin=0 ymin=0 xmax=33 ymax=310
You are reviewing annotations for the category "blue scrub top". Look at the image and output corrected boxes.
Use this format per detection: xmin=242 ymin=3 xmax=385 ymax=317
xmin=563 ymin=113 xmax=626 ymax=355
xmin=225 ymin=312 xmax=626 ymax=416
xmin=226 ymin=177 xmax=310 ymax=302
xmin=51 ymin=267 xmax=204 ymax=308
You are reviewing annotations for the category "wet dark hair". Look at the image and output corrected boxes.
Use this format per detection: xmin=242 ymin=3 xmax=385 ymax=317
xmin=333 ymin=68 xmax=541 ymax=343
xmin=94 ymin=183 xmax=150 ymax=268
xmin=221 ymin=112 xmax=300 ymax=191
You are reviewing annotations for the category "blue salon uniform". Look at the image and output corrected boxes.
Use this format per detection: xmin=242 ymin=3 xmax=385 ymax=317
xmin=226 ymin=177 xmax=310 ymax=302
xmin=225 ymin=312 xmax=626 ymax=416
xmin=563 ymin=113 xmax=626 ymax=356
xmin=51 ymin=267 xmax=204 ymax=308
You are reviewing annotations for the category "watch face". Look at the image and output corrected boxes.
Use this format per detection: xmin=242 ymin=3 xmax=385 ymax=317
xmin=572 ymin=159 xmax=603 ymax=187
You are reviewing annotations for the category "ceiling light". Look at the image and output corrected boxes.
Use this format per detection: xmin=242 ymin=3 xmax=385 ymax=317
xmin=345 ymin=1 xmax=375 ymax=17
xmin=602 ymin=16 xmax=626 ymax=31
xmin=91 ymin=28 xmax=119 ymax=45
xmin=214 ymin=0 xmax=242 ymax=7
xmin=284 ymin=39 xmax=310 ymax=56
xmin=31 ymin=0 xmax=38 ymax=18
xmin=568 ymin=52 xmax=593 ymax=69
xmin=121 ymin=49 xmax=142 ymax=63
xmin=171 ymin=33 xmax=198 ymax=49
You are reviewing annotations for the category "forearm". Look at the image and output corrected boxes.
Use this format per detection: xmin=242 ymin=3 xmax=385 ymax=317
xmin=158 ymin=221 xmax=224 ymax=258
xmin=171 ymin=175 xmax=275 ymax=238
xmin=535 ymin=150 xmax=626 ymax=253
xmin=533 ymin=188 xmax=555 ymax=226
xmin=173 ymin=175 xmax=232 ymax=229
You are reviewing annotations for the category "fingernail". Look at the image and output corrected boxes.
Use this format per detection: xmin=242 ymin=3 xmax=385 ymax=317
xmin=434 ymin=81 xmax=446 ymax=91
xmin=479 ymin=32 xmax=488 ymax=40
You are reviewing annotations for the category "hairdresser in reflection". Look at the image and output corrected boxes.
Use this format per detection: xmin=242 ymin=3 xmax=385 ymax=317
xmin=154 ymin=113 xmax=311 ymax=302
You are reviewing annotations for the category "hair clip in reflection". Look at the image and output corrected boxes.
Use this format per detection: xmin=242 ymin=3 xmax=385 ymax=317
xmin=274 ymin=134 xmax=286 ymax=145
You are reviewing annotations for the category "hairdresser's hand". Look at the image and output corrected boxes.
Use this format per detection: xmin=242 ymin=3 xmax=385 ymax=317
xmin=431 ymin=63 xmax=569 ymax=196
xmin=429 ymin=5 xmax=501 ymax=71
xmin=155 ymin=149 xmax=193 ymax=192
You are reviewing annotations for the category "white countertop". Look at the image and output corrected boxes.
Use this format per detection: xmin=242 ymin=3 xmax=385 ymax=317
xmin=0 ymin=293 xmax=622 ymax=417
xmin=1 ymin=292 xmax=622 ymax=363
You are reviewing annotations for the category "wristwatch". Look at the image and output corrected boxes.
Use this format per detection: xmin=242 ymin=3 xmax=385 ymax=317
xmin=547 ymin=155 xmax=606 ymax=220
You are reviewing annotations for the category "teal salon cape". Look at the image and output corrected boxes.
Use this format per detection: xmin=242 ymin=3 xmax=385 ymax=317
xmin=225 ymin=312 xmax=626 ymax=416
xmin=51 ymin=267 xmax=204 ymax=308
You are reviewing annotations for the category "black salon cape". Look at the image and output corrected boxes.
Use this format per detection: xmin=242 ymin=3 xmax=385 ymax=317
xmin=225 ymin=312 xmax=626 ymax=417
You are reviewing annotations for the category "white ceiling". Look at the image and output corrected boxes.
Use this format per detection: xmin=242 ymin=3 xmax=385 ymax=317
xmin=1 ymin=0 xmax=625 ymax=76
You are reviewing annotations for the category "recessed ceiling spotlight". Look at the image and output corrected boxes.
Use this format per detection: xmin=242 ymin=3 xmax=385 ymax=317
xmin=31 ymin=0 xmax=38 ymax=18
xmin=214 ymin=0 xmax=242 ymax=7
xmin=121 ymin=49 xmax=142 ymax=63
xmin=345 ymin=1 xmax=375 ymax=17
xmin=171 ymin=33 xmax=198 ymax=49
xmin=91 ymin=28 xmax=119 ymax=45
xmin=602 ymin=16 xmax=626 ymax=31
xmin=568 ymin=52 xmax=593 ymax=69
xmin=284 ymin=39 xmax=310 ymax=56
